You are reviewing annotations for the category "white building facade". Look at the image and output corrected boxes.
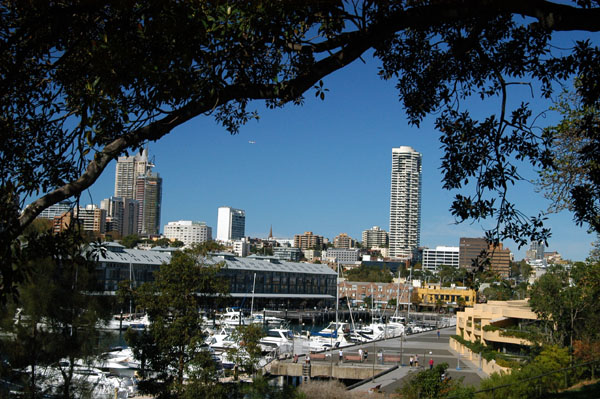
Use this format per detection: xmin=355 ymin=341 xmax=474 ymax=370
xmin=389 ymin=146 xmax=422 ymax=259
xmin=422 ymin=246 xmax=460 ymax=271
xmin=233 ymin=238 xmax=251 ymax=257
xmin=164 ymin=220 xmax=212 ymax=246
xmin=216 ymin=206 xmax=245 ymax=242
xmin=324 ymin=248 xmax=360 ymax=263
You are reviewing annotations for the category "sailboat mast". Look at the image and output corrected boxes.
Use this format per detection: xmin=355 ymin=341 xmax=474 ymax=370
xmin=250 ymin=273 xmax=256 ymax=316
xmin=335 ymin=260 xmax=339 ymax=331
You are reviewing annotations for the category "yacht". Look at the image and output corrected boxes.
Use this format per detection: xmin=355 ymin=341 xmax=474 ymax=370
xmin=259 ymin=329 xmax=294 ymax=353
xmin=216 ymin=308 xmax=253 ymax=327
xmin=250 ymin=312 xmax=285 ymax=327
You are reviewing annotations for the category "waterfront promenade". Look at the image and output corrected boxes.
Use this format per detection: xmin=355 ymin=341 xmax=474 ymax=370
xmin=268 ymin=326 xmax=486 ymax=394
xmin=349 ymin=326 xmax=486 ymax=393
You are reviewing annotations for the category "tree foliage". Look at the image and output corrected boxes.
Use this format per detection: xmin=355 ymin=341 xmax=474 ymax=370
xmin=227 ymin=324 xmax=265 ymax=377
xmin=346 ymin=265 xmax=393 ymax=283
xmin=0 ymin=229 xmax=110 ymax=399
xmin=128 ymin=247 xmax=229 ymax=398
xmin=477 ymin=346 xmax=571 ymax=399
xmin=538 ymin=85 xmax=600 ymax=231
xmin=3 ymin=1 xmax=600 ymax=302
xmin=397 ymin=362 xmax=473 ymax=399
xmin=529 ymin=262 xmax=600 ymax=348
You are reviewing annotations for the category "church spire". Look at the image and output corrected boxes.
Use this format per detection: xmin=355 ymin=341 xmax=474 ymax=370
xmin=268 ymin=225 xmax=273 ymax=239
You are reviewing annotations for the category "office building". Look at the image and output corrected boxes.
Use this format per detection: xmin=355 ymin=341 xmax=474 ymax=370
xmin=526 ymin=241 xmax=545 ymax=260
xmin=38 ymin=201 xmax=72 ymax=220
xmin=135 ymin=173 xmax=162 ymax=236
xmin=73 ymin=205 xmax=106 ymax=235
xmin=324 ymin=248 xmax=360 ymax=263
xmin=293 ymin=231 xmax=324 ymax=249
xmin=233 ymin=238 xmax=251 ymax=257
xmin=422 ymin=246 xmax=460 ymax=271
xmin=113 ymin=148 xmax=162 ymax=236
xmin=362 ymin=226 xmax=389 ymax=249
xmin=389 ymin=146 xmax=422 ymax=259
xmin=459 ymin=237 xmax=488 ymax=270
xmin=333 ymin=233 xmax=356 ymax=248
xmin=163 ymin=220 xmax=212 ymax=246
xmin=216 ymin=206 xmax=246 ymax=242
xmin=114 ymin=149 xmax=152 ymax=199
xmin=273 ymin=247 xmax=303 ymax=262
xmin=459 ymin=237 xmax=512 ymax=277
xmin=100 ymin=197 xmax=139 ymax=237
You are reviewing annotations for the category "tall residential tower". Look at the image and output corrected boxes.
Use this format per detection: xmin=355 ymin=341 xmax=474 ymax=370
xmin=389 ymin=146 xmax=422 ymax=259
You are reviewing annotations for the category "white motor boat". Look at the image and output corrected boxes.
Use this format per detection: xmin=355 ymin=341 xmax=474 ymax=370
xmin=128 ymin=314 xmax=150 ymax=330
xmin=216 ymin=309 xmax=253 ymax=327
xmin=96 ymin=314 xmax=131 ymax=331
xmin=251 ymin=313 xmax=285 ymax=327
xmin=206 ymin=327 xmax=239 ymax=352
xmin=307 ymin=322 xmax=353 ymax=351
xmin=259 ymin=329 xmax=294 ymax=353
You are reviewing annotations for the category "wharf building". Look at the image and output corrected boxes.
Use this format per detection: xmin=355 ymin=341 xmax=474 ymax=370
xmin=361 ymin=226 xmax=389 ymax=249
xmin=389 ymin=146 xmax=422 ymax=260
xmin=93 ymin=243 xmax=337 ymax=309
xmin=164 ymin=220 xmax=212 ymax=246
xmin=216 ymin=206 xmax=246 ymax=242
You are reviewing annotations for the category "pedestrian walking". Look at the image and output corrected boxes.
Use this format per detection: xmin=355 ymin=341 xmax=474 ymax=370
xmin=409 ymin=356 xmax=414 ymax=367
xmin=377 ymin=350 xmax=383 ymax=364
xmin=414 ymin=354 xmax=419 ymax=368
xmin=429 ymin=357 xmax=434 ymax=369
xmin=358 ymin=348 xmax=363 ymax=362
xmin=305 ymin=354 xmax=311 ymax=365
xmin=293 ymin=354 xmax=298 ymax=363
xmin=339 ymin=349 xmax=343 ymax=363
xmin=363 ymin=349 xmax=368 ymax=361
xmin=437 ymin=330 xmax=440 ymax=340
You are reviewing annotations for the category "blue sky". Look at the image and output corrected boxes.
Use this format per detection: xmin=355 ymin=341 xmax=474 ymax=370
xmin=84 ymin=43 xmax=598 ymax=262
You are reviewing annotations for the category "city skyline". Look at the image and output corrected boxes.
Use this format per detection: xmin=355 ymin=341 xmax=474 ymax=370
xmin=81 ymin=53 xmax=595 ymax=261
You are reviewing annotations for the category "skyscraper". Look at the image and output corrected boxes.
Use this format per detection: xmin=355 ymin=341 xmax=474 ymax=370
xmin=389 ymin=146 xmax=422 ymax=259
xmin=216 ymin=206 xmax=245 ymax=242
xmin=114 ymin=149 xmax=152 ymax=199
xmin=113 ymin=148 xmax=162 ymax=236
xmin=100 ymin=196 xmax=139 ymax=237
xmin=135 ymin=173 xmax=162 ymax=236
